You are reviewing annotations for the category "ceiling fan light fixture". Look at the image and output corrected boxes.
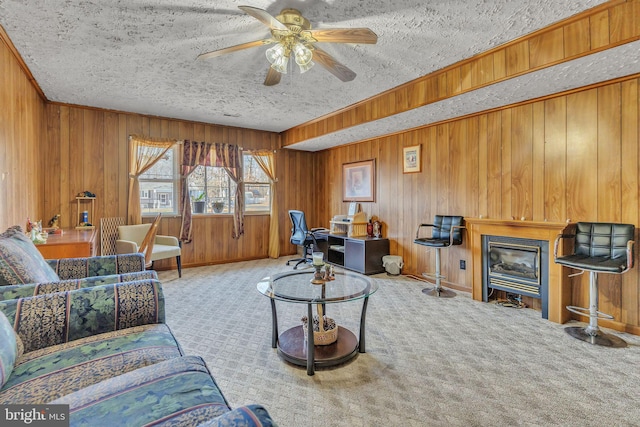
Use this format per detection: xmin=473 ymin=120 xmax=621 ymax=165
xmin=265 ymin=43 xmax=286 ymax=65
xmin=270 ymin=53 xmax=289 ymax=74
xmin=298 ymin=60 xmax=314 ymax=74
xmin=293 ymin=42 xmax=313 ymax=66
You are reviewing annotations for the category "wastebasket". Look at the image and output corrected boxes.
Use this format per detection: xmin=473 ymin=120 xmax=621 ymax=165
xmin=382 ymin=255 xmax=404 ymax=276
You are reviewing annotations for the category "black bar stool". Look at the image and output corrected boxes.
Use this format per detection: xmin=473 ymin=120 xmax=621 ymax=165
xmin=414 ymin=215 xmax=465 ymax=298
xmin=554 ymin=222 xmax=634 ymax=347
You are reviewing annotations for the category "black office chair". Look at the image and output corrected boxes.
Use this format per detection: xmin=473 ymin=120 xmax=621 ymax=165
xmin=414 ymin=215 xmax=465 ymax=297
xmin=287 ymin=210 xmax=319 ymax=270
xmin=554 ymin=222 xmax=634 ymax=347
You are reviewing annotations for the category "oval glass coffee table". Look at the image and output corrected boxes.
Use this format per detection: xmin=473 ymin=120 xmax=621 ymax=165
xmin=257 ymin=269 xmax=378 ymax=375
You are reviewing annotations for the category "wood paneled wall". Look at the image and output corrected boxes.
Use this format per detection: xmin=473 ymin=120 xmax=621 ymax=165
xmin=314 ymin=75 xmax=640 ymax=333
xmin=0 ymin=31 xmax=45 ymax=229
xmin=283 ymin=0 xmax=640 ymax=146
xmin=41 ymin=105 xmax=316 ymax=269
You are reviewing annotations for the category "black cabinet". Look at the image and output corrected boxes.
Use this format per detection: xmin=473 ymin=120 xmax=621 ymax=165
xmin=323 ymin=233 xmax=389 ymax=275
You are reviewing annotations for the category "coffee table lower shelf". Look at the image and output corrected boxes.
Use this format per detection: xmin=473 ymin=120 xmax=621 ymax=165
xmin=277 ymin=325 xmax=359 ymax=369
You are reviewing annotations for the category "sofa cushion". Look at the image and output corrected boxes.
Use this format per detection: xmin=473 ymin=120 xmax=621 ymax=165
xmin=53 ymin=356 xmax=232 ymax=426
xmin=0 ymin=323 xmax=183 ymax=404
xmin=151 ymin=243 xmax=182 ymax=261
xmin=0 ymin=270 xmax=158 ymax=302
xmin=0 ymin=311 xmax=17 ymax=387
xmin=47 ymin=254 xmax=147 ymax=280
xmin=0 ymin=226 xmax=59 ymax=286
xmin=0 ymin=280 xmax=165 ymax=353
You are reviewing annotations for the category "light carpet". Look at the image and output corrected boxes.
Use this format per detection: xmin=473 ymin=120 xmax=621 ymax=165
xmin=157 ymin=258 xmax=640 ymax=427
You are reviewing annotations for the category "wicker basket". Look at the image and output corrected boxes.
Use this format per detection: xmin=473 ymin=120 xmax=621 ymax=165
xmin=301 ymin=315 xmax=338 ymax=346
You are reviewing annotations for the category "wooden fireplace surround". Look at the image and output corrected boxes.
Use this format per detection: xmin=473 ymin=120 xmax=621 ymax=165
xmin=466 ymin=218 xmax=573 ymax=324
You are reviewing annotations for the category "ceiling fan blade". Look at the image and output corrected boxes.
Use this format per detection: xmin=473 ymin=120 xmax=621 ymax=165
xmin=312 ymin=47 xmax=357 ymax=82
xmin=238 ymin=6 xmax=288 ymax=31
xmin=264 ymin=67 xmax=281 ymax=86
xmin=197 ymin=39 xmax=274 ymax=60
xmin=304 ymin=28 xmax=378 ymax=44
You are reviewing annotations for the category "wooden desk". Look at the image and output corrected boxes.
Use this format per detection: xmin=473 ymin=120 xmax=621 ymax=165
xmin=35 ymin=228 xmax=98 ymax=259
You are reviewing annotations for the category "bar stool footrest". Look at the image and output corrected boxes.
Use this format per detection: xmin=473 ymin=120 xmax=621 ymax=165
xmin=566 ymin=305 xmax=614 ymax=320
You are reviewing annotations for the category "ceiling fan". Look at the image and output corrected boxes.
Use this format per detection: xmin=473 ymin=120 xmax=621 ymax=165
xmin=197 ymin=5 xmax=378 ymax=86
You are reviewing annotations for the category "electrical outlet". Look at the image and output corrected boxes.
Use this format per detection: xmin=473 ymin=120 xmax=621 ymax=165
xmin=459 ymin=260 xmax=466 ymax=270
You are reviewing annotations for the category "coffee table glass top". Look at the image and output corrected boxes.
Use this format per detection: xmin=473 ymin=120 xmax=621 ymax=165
xmin=257 ymin=269 xmax=377 ymax=304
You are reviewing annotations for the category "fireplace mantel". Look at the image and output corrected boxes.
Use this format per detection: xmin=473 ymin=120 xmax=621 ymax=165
xmin=466 ymin=218 xmax=573 ymax=324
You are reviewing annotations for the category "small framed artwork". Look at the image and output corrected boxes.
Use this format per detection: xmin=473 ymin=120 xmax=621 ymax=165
xmin=403 ymin=144 xmax=421 ymax=173
xmin=343 ymin=159 xmax=375 ymax=202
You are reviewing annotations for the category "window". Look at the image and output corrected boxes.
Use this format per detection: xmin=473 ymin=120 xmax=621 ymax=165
xmin=243 ymin=154 xmax=271 ymax=213
xmin=139 ymin=146 xmax=179 ymax=216
xmin=187 ymin=153 xmax=271 ymax=214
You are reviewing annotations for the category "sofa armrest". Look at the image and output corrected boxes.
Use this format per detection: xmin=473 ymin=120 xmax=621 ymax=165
xmin=116 ymin=239 xmax=139 ymax=255
xmin=0 ymin=279 xmax=165 ymax=353
xmin=196 ymin=405 xmax=278 ymax=427
xmin=0 ymin=270 xmax=158 ymax=302
xmin=155 ymin=235 xmax=179 ymax=247
xmin=47 ymin=253 xmax=146 ymax=280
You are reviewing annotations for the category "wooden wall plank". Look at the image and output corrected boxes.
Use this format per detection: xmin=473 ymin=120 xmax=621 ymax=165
xmin=566 ymin=89 xmax=598 ymax=221
xmin=477 ymin=115 xmax=488 ymax=218
xmin=510 ymin=104 xmax=533 ymax=220
xmin=68 ymin=107 xmax=84 ymax=227
xmin=486 ymin=112 xmax=502 ymax=219
xmin=44 ymin=104 xmax=61 ymax=224
xmin=609 ymin=1 xmax=640 ymax=43
xmin=590 ymin=10 xmax=610 ymax=49
xmin=544 ymin=97 xmax=567 ymax=222
xmin=564 ymin=17 xmax=591 ymax=57
xmin=103 ymin=112 xmax=120 ymax=218
xmin=60 ymin=107 xmax=71 ymax=227
xmin=597 ymin=84 xmax=622 ymax=222
xmin=500 ymin=110 xmax=512 ymax=219
xmin=529 ymin=27 xmax=564 ymax=68
xmin=532 ymin=101 xmax=545 ymax=222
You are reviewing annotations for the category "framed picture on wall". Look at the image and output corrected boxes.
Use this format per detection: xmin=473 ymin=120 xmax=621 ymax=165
xmin=403 ymin=145 xmax=421 ymax=173
xmin=343 ymin=159 xmax=375 ymax=202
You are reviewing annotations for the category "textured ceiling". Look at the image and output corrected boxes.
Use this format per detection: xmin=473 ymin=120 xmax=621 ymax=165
xmin=2 ymin=0 xmax=632 ymax=151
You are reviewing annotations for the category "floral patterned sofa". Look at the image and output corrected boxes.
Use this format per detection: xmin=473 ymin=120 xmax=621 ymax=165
xmin=0 ymin=226 xmax=277 ymax=426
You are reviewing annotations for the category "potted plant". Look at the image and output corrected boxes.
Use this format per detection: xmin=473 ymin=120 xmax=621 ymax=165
xmin=192 ymin=192 xmax=206 ymax=214
xmin=212 ymin=200 xmax=225 ymax=214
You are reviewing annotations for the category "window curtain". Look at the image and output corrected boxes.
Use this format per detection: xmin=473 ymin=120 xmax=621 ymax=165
xmin=250 ymin=150 xmax=279 ymax=259
xmin=216 ymin=144 xmax=244 ymax=240
xmin=127 ymin=135 xmax=177 ymax=225
xmin=179 ymin=140 xmax=244 ymax=243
